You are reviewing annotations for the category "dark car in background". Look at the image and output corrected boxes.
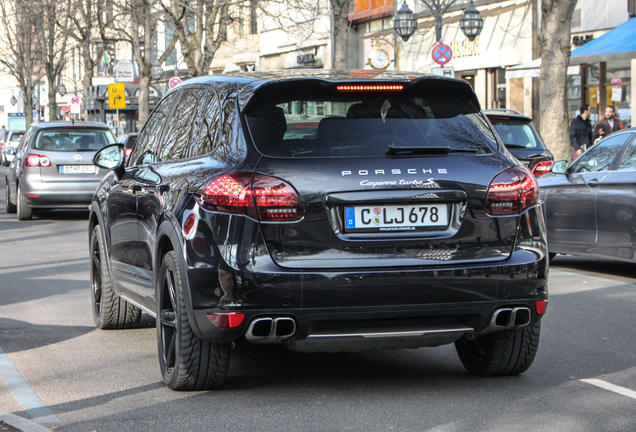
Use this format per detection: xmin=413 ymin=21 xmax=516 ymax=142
xmin=484 ymin=109 xmax=553 ymax=177
xmin=539 ymin=128 xmax=636 ymax=261
xmin=5 ymin=122 xmax=117 ymax=220
xmin=89 ymin=71 xmax=549 ymax=391
xmin=117 ymin=133 xmax=138 ymax=160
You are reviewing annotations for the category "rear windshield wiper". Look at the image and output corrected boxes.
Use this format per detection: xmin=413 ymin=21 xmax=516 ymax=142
xmin=386 ymin=144 xmax=478 ymax=156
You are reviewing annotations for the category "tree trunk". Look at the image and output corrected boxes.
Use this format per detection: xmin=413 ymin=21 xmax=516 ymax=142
xmin=47 ymin=75 xmax=57 ymax=121
xmin=331 ymin=0 xmax=350 ymax=68
xmin=138 ymin=73 xmax=151 ymax=127
xmin=538 ymin=0 xmax=578 ymax=162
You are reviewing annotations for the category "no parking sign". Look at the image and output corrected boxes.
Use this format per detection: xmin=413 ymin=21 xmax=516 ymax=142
xmin=431 ymin=41 xmax=453 ymax=66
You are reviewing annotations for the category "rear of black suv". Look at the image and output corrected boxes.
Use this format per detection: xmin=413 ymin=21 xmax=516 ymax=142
xmin=90 ymin=72 xmax=548 ymax=391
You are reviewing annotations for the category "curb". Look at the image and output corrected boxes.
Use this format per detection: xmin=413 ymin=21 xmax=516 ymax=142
xmin=0 ymin=412 xmax=51 ymax=432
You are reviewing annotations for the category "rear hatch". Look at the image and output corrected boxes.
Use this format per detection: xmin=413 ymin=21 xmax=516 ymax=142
xmin=240 ymin=78 xmax=530 ymax=270
xmin=28 ymin=127 xmax=117 ymax=182
xmin=486 ymin=114 xmax=553 ymax=171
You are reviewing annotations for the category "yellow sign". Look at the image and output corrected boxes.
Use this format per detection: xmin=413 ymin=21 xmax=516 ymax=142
xmin=108 ymin=83 xmax=126 ymax=109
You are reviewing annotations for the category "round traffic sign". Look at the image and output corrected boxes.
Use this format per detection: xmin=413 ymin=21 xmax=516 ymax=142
xmin=612 ymin=77 xmax=622 ymax=89
xmin=431 ymin=41 xmax=453 ymax=66
xmin=169 ymin=77 xmax=182 ymax=89
xmin=71 ymin=96 xmax=80 ymax=104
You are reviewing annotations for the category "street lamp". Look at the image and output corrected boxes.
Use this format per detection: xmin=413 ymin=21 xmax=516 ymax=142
xmin=394 ymin=2 xmax=417 ymax=42
xmin=57 ymin=83 xmax=67 ymax=96
xmin=150 ymin=61 xmax=163 ymax=80
xmin=393 ymin=0 xmax=484 ymax=43
xmin=459 ymin=1 xmax=483 ymax=41
xmin=10 ymin=95 xmax=17 ymax=106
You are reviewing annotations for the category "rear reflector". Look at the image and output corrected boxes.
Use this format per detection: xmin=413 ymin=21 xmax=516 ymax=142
xmin=207 ymin=313 xmax=245 ymax=328
xmin=183 ymin=213 xmax=196 ymax=235
xmin=196 ymin=172 xmax=304 ymax=222
xmin=485 ymin=166 xmax=539 ymax=216
xmin=531 ymin=160 xmax=553 ymax=177
xmin=125 ymin=148 xmax=133 ymax=157
xmin=337 ymin=85 xmax=404 ymax=91
xmin=535 ymin=300 xmax=548 ymax=315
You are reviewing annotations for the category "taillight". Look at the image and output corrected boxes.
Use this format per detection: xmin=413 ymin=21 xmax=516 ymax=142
xmin=337 ymin=84 xmax=404 ymax=92
xmin=206 ymin=312 xmax=245 ymax=328
xmin=0 ymin=142 xmax=3 ymax=151
xmin=485 ymin=166 xmax=539 ymax=216
xmin=125 ymin=148 xmax=133 ymax=157
xmin=25 ymin=154 xmax=51 ymax=167
xmin=531 ymin=160 xmax=553 ymax=177
xmin=196 ymin=172 xmax=303 ymax=221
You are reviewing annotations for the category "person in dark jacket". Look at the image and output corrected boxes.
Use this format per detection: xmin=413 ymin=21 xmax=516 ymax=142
xmin=592 ymin=105 xmax=621 ymax=142
xmin=570 ymin=104 xmax=592 ymax=159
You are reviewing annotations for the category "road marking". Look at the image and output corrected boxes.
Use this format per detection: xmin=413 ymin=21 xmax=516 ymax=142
xmin=581 ymin=379 xmax=636 ymax=400
xmin=551 ymin=269 xmax=636 ymax=288
xmin=0 ymin=346 xmax=60 ymax=424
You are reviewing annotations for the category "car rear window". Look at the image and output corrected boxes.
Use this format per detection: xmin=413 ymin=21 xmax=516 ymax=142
xmin=245 ymin=93 xmax=497 ymax=158
xmin=8 ymin=132 xmax=24 ymax=142
xmin=488 ymin=118 xmax=545 ymax=149
xmin=32 ymin=128 xmax=116 ymax=152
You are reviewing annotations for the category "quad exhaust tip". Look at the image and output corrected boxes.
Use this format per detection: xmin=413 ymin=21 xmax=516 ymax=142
xmin=488 ymin=307 xmax=531 ymax=330
xmin=246 ymin=317 xmax=296 ymax=343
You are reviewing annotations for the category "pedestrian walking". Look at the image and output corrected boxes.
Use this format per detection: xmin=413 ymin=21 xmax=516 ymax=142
xmin=592 ymin=105 xmax=621 ymax=142
xmin=570 ymin=104 xmax=592 ymax=160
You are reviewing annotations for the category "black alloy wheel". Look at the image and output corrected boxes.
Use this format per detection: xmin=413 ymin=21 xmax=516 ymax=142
xmin=158 ymin=251 xmax=230 ymax=391
xmin=90 ymin=224 xmax=141 ymax=329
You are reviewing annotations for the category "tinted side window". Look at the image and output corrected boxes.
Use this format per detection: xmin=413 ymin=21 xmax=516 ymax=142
xmin=616 ymin=134 xmax=636 ymax=171
xmin=19 ymin=128 xmax=35 ymax=152
xmin=186 ymin=88 xmax=222 ymax=158
xmin=160 ymin=88 xmax=201 ymax=161
xmin=130 ymin=92 xmax=177 ymax=166
xmin=573 ymin=133 xmax=631 ymax=174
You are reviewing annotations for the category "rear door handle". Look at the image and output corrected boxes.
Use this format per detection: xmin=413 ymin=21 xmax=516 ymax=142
xmin=586 ymin=179 xmax=599 ymax=187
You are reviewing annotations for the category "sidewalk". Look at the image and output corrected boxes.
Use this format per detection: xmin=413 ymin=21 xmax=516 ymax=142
xmin=0 ymin=412 xmax=50 ymax=432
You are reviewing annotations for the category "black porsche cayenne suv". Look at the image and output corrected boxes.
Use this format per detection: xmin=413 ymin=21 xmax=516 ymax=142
xmin=90 ymin=70 xmax=549 ymax=390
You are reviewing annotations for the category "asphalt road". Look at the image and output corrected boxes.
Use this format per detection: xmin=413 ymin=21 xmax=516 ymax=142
xmin=1 ymin=174 xmax=636 ymax=431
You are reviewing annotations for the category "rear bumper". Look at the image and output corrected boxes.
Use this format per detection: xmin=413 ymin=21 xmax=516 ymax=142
xmin=20 ymin=179 xmax=100 ymax=208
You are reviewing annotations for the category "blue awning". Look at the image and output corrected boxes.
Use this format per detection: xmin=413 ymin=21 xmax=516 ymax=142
xmin=570 ymin=17 xmax=636 ymax=64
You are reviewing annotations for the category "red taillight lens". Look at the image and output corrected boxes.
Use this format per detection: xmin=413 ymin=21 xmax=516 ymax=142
xmin=206 ymin=312 xmax=245 ymax=328
xmin=183 ymin=213 xmax=196 ymax=235
xmin=0 ymin=142 xmax=3 ymax=151
xmin=535 ymin=300 xmax=548 ymax=315
xmin=25 ymin=154 xmax=51 ymax=167
xmin=531 ymin=160 xmax=553 ymax=177
xmin=196 ymin=172 xmax=303 ymax=222
xmin=485 ymin=166 xmax=539 ymax=216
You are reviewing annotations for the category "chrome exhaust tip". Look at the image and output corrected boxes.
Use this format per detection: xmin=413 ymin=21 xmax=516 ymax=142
xmin=487 ymin=307 xmax=532 ymax=331
xmin=245 ymin=317 xmax=296 ymax=343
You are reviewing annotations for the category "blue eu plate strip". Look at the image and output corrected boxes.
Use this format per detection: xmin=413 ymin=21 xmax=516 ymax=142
xmin=345 ymin=207 xmax=355 ymax=229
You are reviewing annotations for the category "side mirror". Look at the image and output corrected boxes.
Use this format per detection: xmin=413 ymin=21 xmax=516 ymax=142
xmin=550 ymin=160 xmax=568 ymax=174
xmin=93 ymin=144 xmax=125 ymax=179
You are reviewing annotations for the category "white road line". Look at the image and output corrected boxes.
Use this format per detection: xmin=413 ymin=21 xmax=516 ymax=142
xmin=0 ymin=346 xmax=60 ymax=424
xmin=551 ymin=269 xmax=636 ymax=288
xmin=581 ymin=379 xmax=636 ymax=400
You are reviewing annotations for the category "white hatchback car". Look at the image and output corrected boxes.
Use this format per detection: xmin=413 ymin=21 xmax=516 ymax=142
xmin=1 ymin=130 xmax=25 ymax=166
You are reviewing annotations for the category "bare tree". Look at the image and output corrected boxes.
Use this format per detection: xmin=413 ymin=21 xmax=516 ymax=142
xmin=40 ymin=0 xmax=72 ymax=121
xmin=115 ymin=0 xmax=177 ymax=126
xmin=538 ymin=0 xmax=578 ymax=161
xmin=161 ymin=0 xmax=232 ymax=77
xmin=330 ymin=0 xmax=350 ymax=68
xmin=0 ymin=1 xmax=45 ymax=128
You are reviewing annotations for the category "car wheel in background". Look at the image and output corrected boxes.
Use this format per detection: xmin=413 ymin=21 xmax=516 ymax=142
xmin=455 ymin=321 xmax=541 ymax=376
xmin=16 ymin=185 xmax=32 ymax=220
xmin=90 ymin=224 xmax=141 ymax=329
xmin=5 ymin=184 xmax=16 ymax=213
xmin=158 ymin=251 xmax=230 ymax=391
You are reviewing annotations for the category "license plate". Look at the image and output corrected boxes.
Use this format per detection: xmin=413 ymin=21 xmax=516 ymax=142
xmin=60 ymin=165 xmax=96 ymax=174
xmin=345 ymin=204 xmax=448 ymax=232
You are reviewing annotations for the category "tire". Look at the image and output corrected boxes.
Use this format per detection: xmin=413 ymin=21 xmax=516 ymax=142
xmin=90 ymin=224 xmax=141 ymax=329
xmin=5 ymin=183 xmax=16 ymax=213
xmin=548 ymin=252 xmax=557 ymax=262
xmin=16 ymin=185 xmax=32 ymax=220
xmin=158 ymin=251 xmax=230 ymax=391
xmin=455 ymin=321 xmax=541 ymax=376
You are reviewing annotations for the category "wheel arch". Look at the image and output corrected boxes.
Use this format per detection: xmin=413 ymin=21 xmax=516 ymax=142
xmin=155 ymin=218 xmax=205 ymax=339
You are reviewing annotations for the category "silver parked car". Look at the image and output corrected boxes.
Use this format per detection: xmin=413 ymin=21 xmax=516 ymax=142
xmin=5 ymin=122 xmax=117 ymax=220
